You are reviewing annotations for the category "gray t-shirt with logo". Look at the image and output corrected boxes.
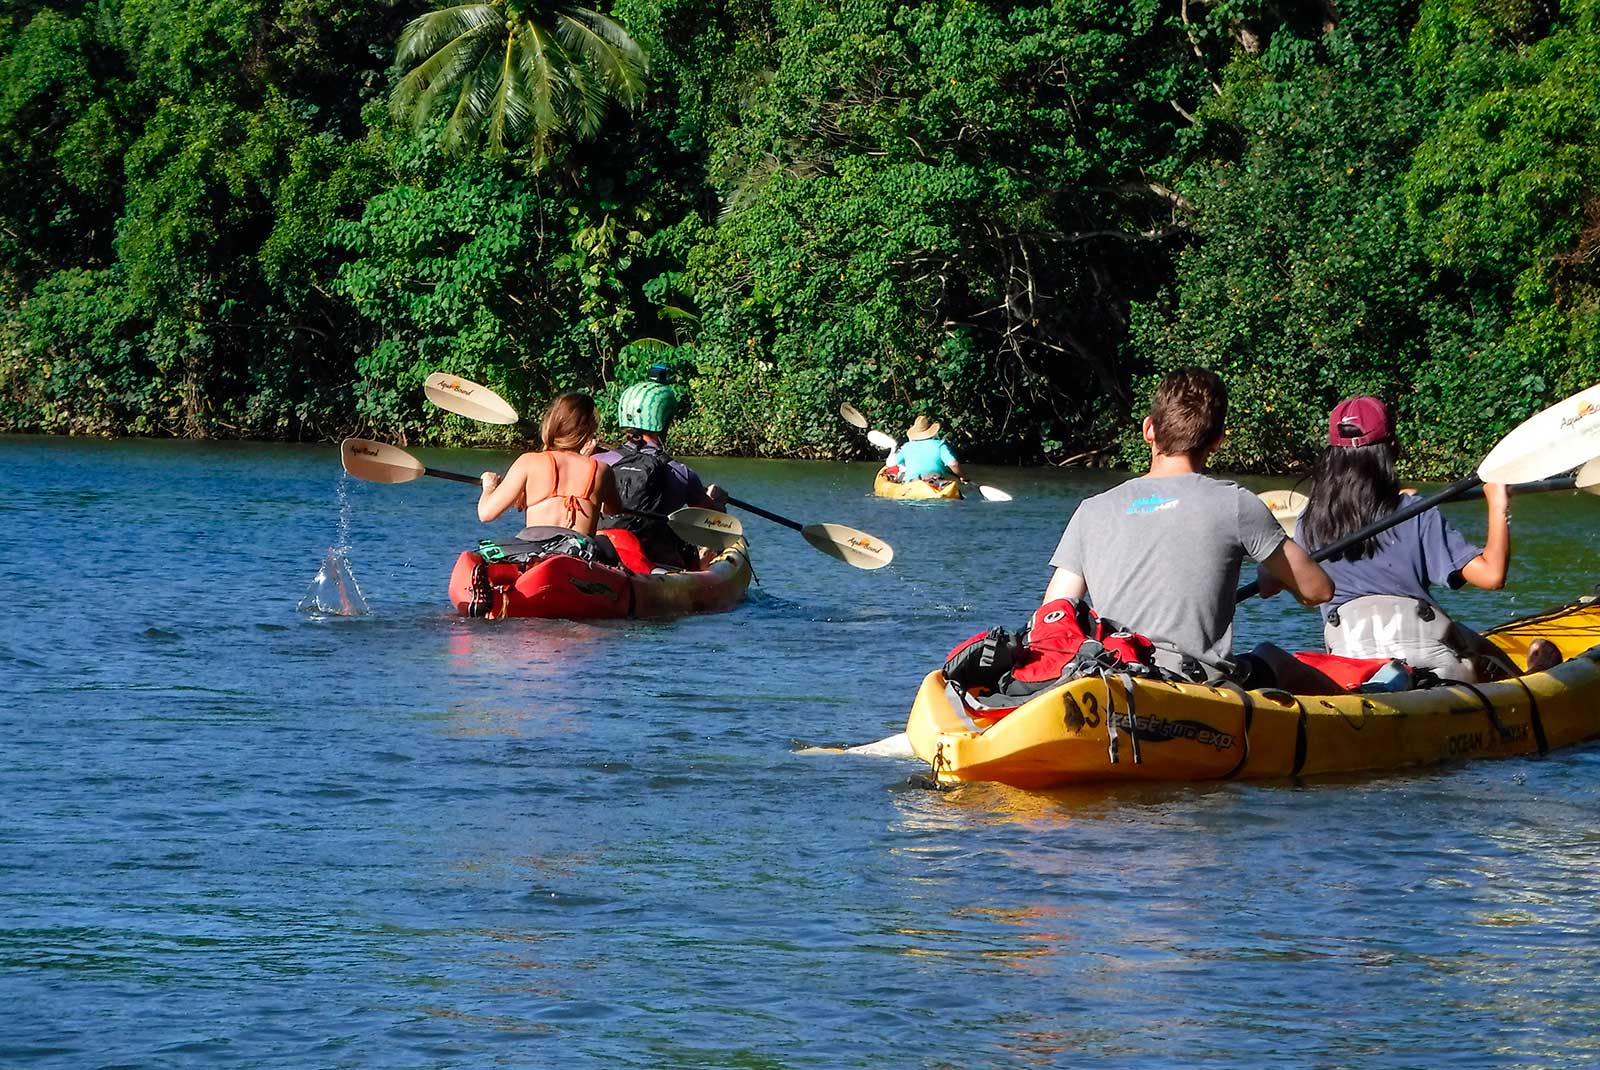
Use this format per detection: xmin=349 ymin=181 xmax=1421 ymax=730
xmin=1049 ymin=473 xmax=1287 ymax=670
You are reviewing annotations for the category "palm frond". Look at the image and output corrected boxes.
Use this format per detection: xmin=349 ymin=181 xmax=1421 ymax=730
xmin=441 ymin=46 xmax=502 ymax=153
xmin=390 ymin=0 xmax=648 ymax=158
xmin=563 ymin=61 xmax=609 ymax=140
xmin=555 ymin=9 xmax=647 ymax=107
xmin=395 ymin=4 xmax=501 ymax=67
xmin=391 ymin=30 xmax=496 ymax=129
xmin=486 ymin=31 xmax=531 ymax=153
xmin=516 ymin=20 xmax=568 ymax=139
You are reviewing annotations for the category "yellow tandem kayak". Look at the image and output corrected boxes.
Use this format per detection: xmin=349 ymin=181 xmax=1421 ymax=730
xmin=873 ymin=467 xmax=962 ymax=500
xmin=906 ymin=596 xmax=1600 ymax=789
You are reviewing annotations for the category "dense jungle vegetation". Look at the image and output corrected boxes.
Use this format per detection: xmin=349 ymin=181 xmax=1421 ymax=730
xmin=1 ymin=0 xmax=1597 ymax=473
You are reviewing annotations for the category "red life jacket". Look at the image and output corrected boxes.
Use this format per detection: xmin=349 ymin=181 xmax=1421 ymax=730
xmin=1009 ymin=599 xmax=1157 ymax=683
xmin=943 ymin=599 xmax=1158 ymax=697
xmin=1290 ymin=651 xmax=1406 ymax=691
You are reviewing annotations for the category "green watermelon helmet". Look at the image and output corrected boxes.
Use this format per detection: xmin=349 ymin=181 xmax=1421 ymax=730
xmin=618 ymin=380 xmax=677 ymax=433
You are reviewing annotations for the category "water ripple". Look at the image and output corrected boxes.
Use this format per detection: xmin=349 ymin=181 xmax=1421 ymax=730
xmin=3 ymin=439 xmax=1599 ymax=1068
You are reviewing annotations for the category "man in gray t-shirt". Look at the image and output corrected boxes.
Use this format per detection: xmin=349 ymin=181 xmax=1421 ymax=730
xmin=1044 ymin=368 xmax=1333 ymax=680
xmin=1050 ymin=473 xmax=1288 ymax=672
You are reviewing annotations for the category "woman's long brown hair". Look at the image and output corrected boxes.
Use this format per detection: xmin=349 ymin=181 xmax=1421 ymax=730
xmin=540 ymin=392 xmax=599 ymax=453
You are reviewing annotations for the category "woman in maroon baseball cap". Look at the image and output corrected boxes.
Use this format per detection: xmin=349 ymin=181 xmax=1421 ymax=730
xmin=1294 ymin=396 xmax=1557 ymax=680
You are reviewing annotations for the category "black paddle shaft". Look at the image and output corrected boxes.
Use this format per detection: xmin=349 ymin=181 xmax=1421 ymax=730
xmin=1235 ymin=473 xmax=1482 ymax=603
xmin=1464 ymin=475 xmax=1578 ymax=499
xmin=425 ymin=466 xmax=481 ymax=486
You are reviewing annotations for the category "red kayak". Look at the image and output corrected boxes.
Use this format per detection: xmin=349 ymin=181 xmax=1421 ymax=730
xmin=447 ymin=530 xmax=751 ymax=620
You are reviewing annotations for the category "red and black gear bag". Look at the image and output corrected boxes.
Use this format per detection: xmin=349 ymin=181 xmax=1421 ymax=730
xmin=943 ymin=627 xmax=1018 ymax=693
xmin=1008 ymin=598 xmax=1156 ymax=684
xmin=942 ymin=599 xmax=1158 ymax=694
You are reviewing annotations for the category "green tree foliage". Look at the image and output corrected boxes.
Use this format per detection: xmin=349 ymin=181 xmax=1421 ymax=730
xmin=1402 ymin=0 xmax=1600 ymax=468
xmin=3 ymin=0 xmax=1600 ymax=474
xmin=1133 ymin=0 xmax=1600 ymax=476
xmin=0 ymin=7 xmax=128 ymax=286
xmin=665 ymin=0 xmax=1214 ymax=456
xmin=1130 ymin=8 xmax=1434 ymax=471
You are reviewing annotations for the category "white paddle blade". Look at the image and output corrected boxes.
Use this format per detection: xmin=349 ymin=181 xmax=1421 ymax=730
xmin=978 ymin=484 xmax=1013 ymax=502
xmin=844 ymin=732 xmax=915 ymax=758
xmin=1577 ymin=457 xmax=1600 ymax=491
xmin=424 ymin=373 xmax=519 ymax=425
xmin=1257 ymin=489 xmax=1308 ymax=534
xmin=839 ymin=402 xmax=869 ymax=429
xmin=341 ymin=438 xmax=425 ymax=484
xmin=1479 ymin=382 xmax=1600 ymax=484
xmin=668 ymin=507 xmax=746 ymax=551
xmin=866 ymin=430 xmax=898 ymax=453
xmin=802 ymin=523 xmax=894 ymax=570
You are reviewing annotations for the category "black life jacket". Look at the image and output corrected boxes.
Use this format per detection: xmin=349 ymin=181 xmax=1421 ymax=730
xmin=606 ymin=444 xmax=677 ymax=518
xmin=599 ymin=443 xmax=695 ymax=568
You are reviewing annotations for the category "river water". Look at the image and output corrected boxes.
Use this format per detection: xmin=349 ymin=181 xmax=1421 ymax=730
xmin=4 ymin=435 xmax=1599 ymax=1068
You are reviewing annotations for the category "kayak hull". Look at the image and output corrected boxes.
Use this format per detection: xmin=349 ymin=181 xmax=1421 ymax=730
xmin=906 ymin=598 xmax=1600 ymax=788
xmin=448 ymin=545 xmax=752 ymax=620
xmin=873 ymin=467 xmax=962 ymax=500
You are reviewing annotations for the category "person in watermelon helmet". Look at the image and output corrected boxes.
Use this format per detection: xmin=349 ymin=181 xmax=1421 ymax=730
xmin=595 ymin=367 xmax=730 ymax=569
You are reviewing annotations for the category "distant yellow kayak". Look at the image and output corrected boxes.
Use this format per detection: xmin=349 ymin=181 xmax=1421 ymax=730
xmin=906 ymin=596 xmax=1600 ymax=788
xmin=873 ymin=467 xmax=962 ymax=500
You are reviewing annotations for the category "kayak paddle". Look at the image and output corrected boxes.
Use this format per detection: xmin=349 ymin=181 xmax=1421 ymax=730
xmin=338 ymin=439 xmax=747 ymax=552
xmin=725 ymin=496 xmax=894 ymax=570
xmin=1237 ymin=383 xmax=1600 ymax=601
xmin=424 ymin=376 xmax=895 ymax=569
xmin=341 ymin=436 xmax=478 ymax=485
xmin=1257 ymin=489 xmax=1309 ymax=535
xmin=424 ymin=373 xmax=519 ymax=425
xmin=1260 ymin=462 xmax=1600 ymax=536
xmin=1460 ymin=457 xmax=1600 ymax=499
xmin=866 ymin=429 xmax=898 ymax=454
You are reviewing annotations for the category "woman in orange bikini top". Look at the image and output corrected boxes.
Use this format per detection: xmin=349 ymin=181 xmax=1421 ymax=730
xmin=477 ymin=392 xmax=622 ymax=535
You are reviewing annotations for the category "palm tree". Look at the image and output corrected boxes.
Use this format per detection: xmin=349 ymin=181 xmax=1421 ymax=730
xmin=390 ymin=1 xmax=647 ymax=157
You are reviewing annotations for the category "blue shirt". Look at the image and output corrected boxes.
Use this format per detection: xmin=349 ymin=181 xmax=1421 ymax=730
xmin=890 ymin=438 xmax=958 ymax=480
xmin=1318 ymin=495 xmax=1481 ymax=618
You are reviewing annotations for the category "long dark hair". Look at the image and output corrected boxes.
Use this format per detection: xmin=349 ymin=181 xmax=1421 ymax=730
xmin=1296 ymin=441 xmax=1401 ymax=560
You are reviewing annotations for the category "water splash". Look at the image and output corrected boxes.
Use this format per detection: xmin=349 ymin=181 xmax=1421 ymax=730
xmin=298 ymin=475 xmax=371 ymax=617
xmin=298 ymin=546 xmax=371 ymax=617
xmin=334 ymin=471 xmax=356 ymax=555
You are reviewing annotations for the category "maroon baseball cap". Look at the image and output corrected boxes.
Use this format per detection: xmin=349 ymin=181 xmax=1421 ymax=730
xmin=1328 ymin=396 xmax=1393 ymax=448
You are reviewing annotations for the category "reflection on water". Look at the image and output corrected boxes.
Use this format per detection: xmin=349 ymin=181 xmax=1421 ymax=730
xmin=2 ymin=436 xmax=1599 ymax=1068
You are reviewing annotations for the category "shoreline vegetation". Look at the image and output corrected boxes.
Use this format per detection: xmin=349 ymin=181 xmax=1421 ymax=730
xmin=2 ymin=1 xmax=1598 ymax=476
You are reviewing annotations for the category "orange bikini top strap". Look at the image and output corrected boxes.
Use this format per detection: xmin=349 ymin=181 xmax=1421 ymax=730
xmin=577 ymin=455 xmax=599 ymax=501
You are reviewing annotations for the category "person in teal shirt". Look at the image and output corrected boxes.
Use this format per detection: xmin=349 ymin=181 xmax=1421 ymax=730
xmin=889 ymin=416 xmax=966 ymax=483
